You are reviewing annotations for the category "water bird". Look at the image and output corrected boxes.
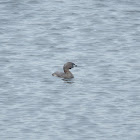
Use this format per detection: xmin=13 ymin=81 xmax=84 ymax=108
xmin=52 ymin=62 xmax=77 ymax=79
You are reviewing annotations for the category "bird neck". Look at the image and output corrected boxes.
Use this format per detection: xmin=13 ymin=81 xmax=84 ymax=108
xmin=64 ymin=68 xmax=70 ymax=73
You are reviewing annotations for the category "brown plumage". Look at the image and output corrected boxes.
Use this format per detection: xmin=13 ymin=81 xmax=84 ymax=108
xmin=52 ymin=62 xmax=77 ymax=79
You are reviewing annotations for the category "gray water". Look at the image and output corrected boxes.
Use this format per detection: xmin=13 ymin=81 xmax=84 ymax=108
xmin=0 ymin=0 xmax=140 ymax=140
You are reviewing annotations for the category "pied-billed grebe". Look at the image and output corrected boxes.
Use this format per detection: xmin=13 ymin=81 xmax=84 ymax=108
xmin=52 ymin=62 xmax=77 ymax=79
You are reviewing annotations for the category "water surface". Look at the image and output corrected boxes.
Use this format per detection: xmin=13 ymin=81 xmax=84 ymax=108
xmin=0 ymin=0 xmax=140 ymax=140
